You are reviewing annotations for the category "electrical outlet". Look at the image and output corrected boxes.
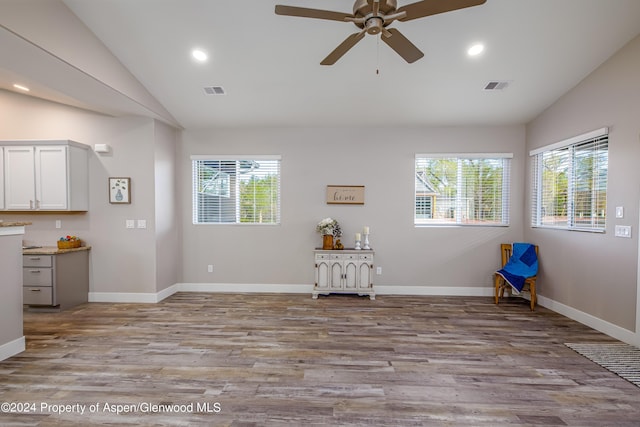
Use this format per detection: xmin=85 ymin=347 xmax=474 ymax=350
xmin=137 ymin=220 xmax=147 ymax=229
xmin=126 ymin=220 xmax=135 ymax=229
xmin=55 ymin=220 xmax=61 ymax=229
xmin=376 ymin=267 xmax=382 ymax=275
xmin=207 ymin=265 xmax=214 ymax=273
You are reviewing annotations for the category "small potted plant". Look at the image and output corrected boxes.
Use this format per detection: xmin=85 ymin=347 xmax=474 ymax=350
xmin=316 ymin=218 xmax=342 ymax=249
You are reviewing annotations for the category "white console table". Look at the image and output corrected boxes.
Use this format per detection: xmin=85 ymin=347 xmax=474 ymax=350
xmin=313 ymin=249 xmax=375 ymax=300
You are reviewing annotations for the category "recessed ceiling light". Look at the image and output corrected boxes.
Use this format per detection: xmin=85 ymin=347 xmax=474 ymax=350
xmin=13 ymin=83 xmax=30 ymax=92
xmin=467 ymin=43 xmax=485 ymax=57
xmin=192 ymin=49 xmax=208 ymax=62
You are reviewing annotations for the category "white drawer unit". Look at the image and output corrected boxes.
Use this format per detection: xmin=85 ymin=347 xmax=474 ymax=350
xmin=22 ymin=249 xmax=90 ymax=310
xmin=313 ymin=249 xmax=375 ymax=300
xmin=23 ymin=286 xmax=54 ymax=306
xmin=23 ymin=255 xmax=55 ymax=306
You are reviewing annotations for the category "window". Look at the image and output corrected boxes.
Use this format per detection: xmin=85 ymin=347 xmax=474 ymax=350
xmin=531 ymin=128 xmax=608 ymax=231
xmin=414 ymin=153 xmax=512 ymax=226
xmin=192 ymin=155 xmax=281 ymax=224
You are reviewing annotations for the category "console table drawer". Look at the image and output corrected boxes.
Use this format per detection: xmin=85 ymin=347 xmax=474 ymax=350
xmin=23 ymin=268 xmax=53 ymax=287
xmin=23 ymin=287 xmax=54 ymax=305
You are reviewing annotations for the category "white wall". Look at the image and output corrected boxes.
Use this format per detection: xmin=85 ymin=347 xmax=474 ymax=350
xmin=0 ymin=89 xmax=180 ymax=298
xmin=180 ymin=125 xmax=526 ymax=291
xmin=154 ymin=121 xmax=181 ymax=292
xmin=525 ymin=35 xmax=640 ymax=333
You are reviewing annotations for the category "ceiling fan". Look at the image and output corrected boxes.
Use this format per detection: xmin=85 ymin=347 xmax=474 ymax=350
xmin=275 ymin=0 xmax=486 ymax=65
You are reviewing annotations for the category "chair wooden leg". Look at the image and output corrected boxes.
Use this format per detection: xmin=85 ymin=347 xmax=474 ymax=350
xmin=529 ymin=282 xmax=536 ymax=311
xmin=494 ymin=275 xmax=501 ymax=305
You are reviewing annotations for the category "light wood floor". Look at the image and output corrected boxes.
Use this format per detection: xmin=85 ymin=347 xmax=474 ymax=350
xmin=1 ymin=293 xmax=639 ymax=426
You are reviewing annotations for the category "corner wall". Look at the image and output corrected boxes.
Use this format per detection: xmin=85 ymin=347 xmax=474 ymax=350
xmin=525 ymin=35 xmax=640 ymax=336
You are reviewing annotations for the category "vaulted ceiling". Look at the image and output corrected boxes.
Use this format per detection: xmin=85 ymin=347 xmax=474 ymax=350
xmin=2 ymin=0 xmax=640 ymax=130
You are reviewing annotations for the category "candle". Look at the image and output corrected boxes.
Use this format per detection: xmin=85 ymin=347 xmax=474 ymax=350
xmin=363 ymin=226 xmax=369 ymax=234
xmin=355 ymin=233 xmax=361 ymax=241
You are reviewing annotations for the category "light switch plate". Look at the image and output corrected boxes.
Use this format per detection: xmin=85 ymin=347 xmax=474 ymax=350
xmin=126 ymin=220 xmax=135 ymax=229
xmin=614 ymin=225 xmax=631 ymax=238
xmin=137 ymin=220 xmax=147 ymax=229
xmin=616 ymin=206 xmax=624 ymax=218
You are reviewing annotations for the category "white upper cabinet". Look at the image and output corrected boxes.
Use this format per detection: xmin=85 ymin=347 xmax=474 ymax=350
xmin=1 ymin=140 xmax=89 ymax=211
xmin=4 ymin=145 xmax=35 ymax=210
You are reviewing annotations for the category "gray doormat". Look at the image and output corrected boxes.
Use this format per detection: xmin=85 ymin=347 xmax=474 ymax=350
xmin=565 ymin=342 xmax=640 ymax=387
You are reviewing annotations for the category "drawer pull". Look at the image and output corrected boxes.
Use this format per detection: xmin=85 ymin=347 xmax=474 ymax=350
xmin=29 ymin=289 xmax=42 ymax=292
xmin=28 ymin=270 xmax=42 ymax=274
xmin=29 ymin=257 xmax=41 ymax=261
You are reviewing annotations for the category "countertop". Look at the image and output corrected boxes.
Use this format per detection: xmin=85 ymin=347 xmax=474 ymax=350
xmin=0 ymin=221 xmax=32 ymax=227
xmin=23 ymin=246 xmax=91 ymax=255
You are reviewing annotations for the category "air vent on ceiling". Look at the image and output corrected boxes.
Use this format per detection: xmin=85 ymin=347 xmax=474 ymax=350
xmin=483 ymin=81 xmax=510 ymax=91
xmin=204 ymin=86 xmax=226 ymax=95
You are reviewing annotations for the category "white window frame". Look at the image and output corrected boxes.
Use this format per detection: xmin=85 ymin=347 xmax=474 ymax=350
xmin=530 ymin=128 xmax=608 ymax=232
xmin=191 ymin=155 xmax=281 ymax=225
xmin=414 ymin=153 xmax=512 ymax=227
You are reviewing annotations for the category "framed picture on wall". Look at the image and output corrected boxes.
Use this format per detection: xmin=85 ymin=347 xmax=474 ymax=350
xmin=326 ymin=185 xmax=365 ymax=205
xmin=109 ymin=177 xmax=131 ymax=204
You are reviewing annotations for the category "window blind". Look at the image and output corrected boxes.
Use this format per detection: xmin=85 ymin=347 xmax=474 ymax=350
xmin=414 ymin=153 xmax=512 ymax=226
xmin=192 ymin=156 xmax=281 ymax=224
xmin=531 ymin=129 xmax=608 ymax=231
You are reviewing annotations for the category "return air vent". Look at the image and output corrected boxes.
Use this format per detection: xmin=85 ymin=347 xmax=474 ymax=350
xmin=204 ymin=86 xmax=226 ymax=95
xmin=483 ymin=81 xmax=510 ymax=91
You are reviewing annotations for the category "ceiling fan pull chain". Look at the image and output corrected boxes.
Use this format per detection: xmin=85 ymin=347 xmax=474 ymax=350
xmin=376 ymin=34 xmax=380 ymax=75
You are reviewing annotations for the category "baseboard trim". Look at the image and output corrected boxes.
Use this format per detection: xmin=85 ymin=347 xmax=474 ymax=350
xmin=537 ymin=295 xmax=637 ymax=346
xmin=178 ymin=283 xmax=312 ymax=294
xmin=89 ymin=292 xmax=162 ymax=303
xmin=0 ymin=336 xmax=25 ymax=361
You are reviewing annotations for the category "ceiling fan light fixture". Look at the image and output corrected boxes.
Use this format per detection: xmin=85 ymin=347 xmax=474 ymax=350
xmin=467 ymin=43 xmax=485 ymax=56
xmin=365 ymin=17 xmax=384 ymax=34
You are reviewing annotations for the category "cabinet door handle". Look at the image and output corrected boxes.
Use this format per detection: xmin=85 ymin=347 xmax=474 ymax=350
xmin=29 ymin=289 xmax=42 ymax=292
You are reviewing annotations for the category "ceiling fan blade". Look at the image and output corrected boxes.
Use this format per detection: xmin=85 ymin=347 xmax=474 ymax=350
xmin=275 ymin=5 xmax=353 ymax=22
xmin=320 ymin=31 xmax=366 ymax=65
xmin=397 ymin=0 xmax=486 ymax=22
xmin=381 ymin=28 xmax=424 ymax=63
